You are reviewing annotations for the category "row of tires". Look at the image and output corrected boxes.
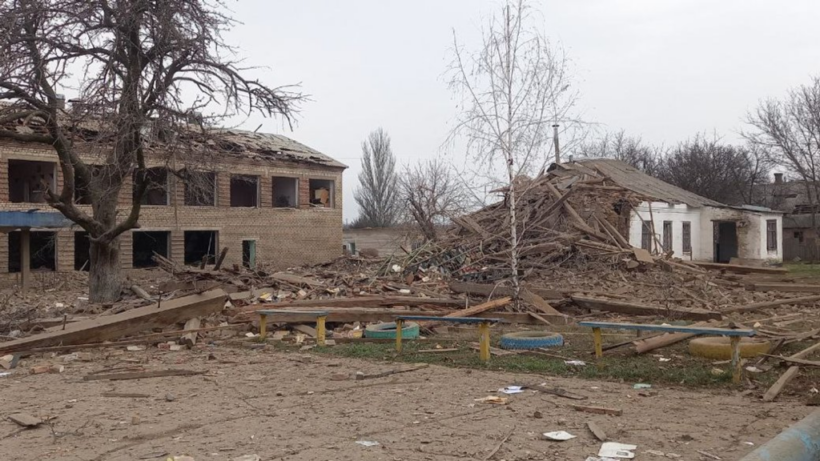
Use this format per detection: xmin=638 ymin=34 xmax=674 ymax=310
xmin=364 ymin=322 xmax=773 ymax=358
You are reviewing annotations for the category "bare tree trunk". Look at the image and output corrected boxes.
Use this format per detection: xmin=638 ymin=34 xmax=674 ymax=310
xmin=504 ymin=4 xmax=521 ymax=309
xmin=89 ymin=238 xmax=121 ymax=303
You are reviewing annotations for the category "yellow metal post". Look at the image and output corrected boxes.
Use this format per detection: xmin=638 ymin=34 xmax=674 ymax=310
xmin=730 ymin=336 xmax=742 ymax=383
xmin=259 ymin=314 xmax=267 ymax=340
xmin=593 ymin=327 xmax=603 ymax=358
xmin=479 ymin=322 xmax=491 ymax=362
xmin=395 ymin=319 xmax=404 ymax=353
xmin=316 ymin=316 xmax=327 ymax=346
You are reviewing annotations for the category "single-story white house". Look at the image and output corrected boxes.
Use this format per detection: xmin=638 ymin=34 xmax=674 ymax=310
xmin=551 ymin=159 xmax=783 ymax=263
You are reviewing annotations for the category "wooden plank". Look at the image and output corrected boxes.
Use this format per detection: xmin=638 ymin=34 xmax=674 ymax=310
xmin=83 ymin=369 xmax=205 ymax=381
xmin=234 ymin=308 xmax=541 ymax=325
xmin=130 ymin=285 xmax=153 ymax=301
xmin=519 ymin=289 xmax=567 ymax=318
xmin=420 ymin=298 xmax=512 ymax=328
xmin=293 ymin=324 xmax=317 ymax=338
xmin=763 ymin=355 xmax=820 ymax=367
xmin=571 ymin=404 xmax=623 ymax=416
xmin=271 ymin=272 xmax=324 ymax=287
xmin=596 ymin=215 xmax=631 ymax=248
xmin=762 ymin=367 xmax=800 ymax=402
xmin=748 ymin=283 xmax=820 ymax=293
xmin=449 ymin=281 xmax=562 ymax=300
xmin=722 ymin=295 xmax=820 ymax=314
xmin=633 ymin=320 xmax=718 ymax=354
xmin=577 ymin=321 xmax=753 ymax=336
xmin=248 ymin=296 xmax=466 ymax=311
xmin=572 ymin=296 xmax=722 ymax=321
xmin=0 ymin=289 xmax=227 ymax=355
xmin=101 ymin=392 xmax=151 ymax=398
xmin=762 ymin=340 xmax=820 ymax=402
xmin=213 ymin=246 xmax=229 ymax=270
xmin=693 ymin=262 xmax=788 ymax=275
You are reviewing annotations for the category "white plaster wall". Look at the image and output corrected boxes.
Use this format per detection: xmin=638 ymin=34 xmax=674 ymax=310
xmin=628 ymin=202 xmax=702 ymax=259
xmin=754 ymin=212 xmax=783 ymax=261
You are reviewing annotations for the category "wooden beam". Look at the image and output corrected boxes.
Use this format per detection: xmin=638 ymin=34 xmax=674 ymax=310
xmin=246 ymin=295 xmax=466 ymax=311
xmin=633 ymin=320 xmax=719 ymax=354
xmin=449 ymin=281 xmax=562 ymax=300
xmin=722 ymin=295 xmax=820 ymax=314
xmin=693 ymin=262 xmax=788 ymax=275
xmin=232 ymin=307 xmax=543 ymax=325
xmin=0 ymin=289 xmax=227 ymax=354
xmin=572 ymin=296 xmax=722 ymax=321
xmin=420 ymin=297 xmax=511 ymax=328
xmin=748 ymin=283 xmax=820 ymax=293
xmin=762 ymin=340 xmax=820 ymax=402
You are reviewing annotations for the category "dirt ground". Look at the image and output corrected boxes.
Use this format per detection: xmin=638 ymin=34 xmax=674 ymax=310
xmin=0 ymin=344 xmax=810 ymax=461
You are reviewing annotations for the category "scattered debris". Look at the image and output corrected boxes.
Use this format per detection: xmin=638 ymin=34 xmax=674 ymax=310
xmin=475 ymin=396 xmax=509 ymax=405
xmin=355 ymin=440 xmax=380 ymax=447
xmin=8 ymin=413 xmax=42 ymax=428
xmin=572 ymin=404 xmax=623 ymax=416
xmin=543 ymin=430 xmax=576 ymax=441
xmin=587 ymin=421 xmax=607 ymax=441
xmin=598 ymin=442 xmax=637 ymax=458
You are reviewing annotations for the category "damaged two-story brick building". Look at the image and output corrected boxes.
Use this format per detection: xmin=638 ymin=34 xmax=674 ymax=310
xmin=0 ymin=127 xmax=346 ymax=278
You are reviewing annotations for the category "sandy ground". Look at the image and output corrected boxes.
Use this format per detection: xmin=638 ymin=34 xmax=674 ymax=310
xmin=0 ymin=345 xmax=811 ymax=461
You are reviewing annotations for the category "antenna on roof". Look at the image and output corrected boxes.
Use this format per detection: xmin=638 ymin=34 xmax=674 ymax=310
xmin=253 ymin=124 xmax=262 ymax=133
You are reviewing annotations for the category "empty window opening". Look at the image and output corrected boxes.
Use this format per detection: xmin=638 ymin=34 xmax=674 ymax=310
xmin=8 ymin=231 xmax=56 ymax=272
xmin=662 ymin=221 xmax=673 ymax=253
xmin=132 ymin=231 xmax=170 ymax=268
xmin=74 ymin=231 xmax=91 ymax=271
xmin=183 ymin=170 xmax=216 ymax=206
xmin=272 ymin=177 xmax=298 ymax=208
xmin=230 ymin=175 xmax=259 ymax=207
xmin=309 ymin=179 xmax=334 ymax=208
xmin=795 ymin=231 xmax=805 ymax=244
xmin=767 ymin=219 xmax=778 ymax=251
xmin=134 ymin=167 xmax=169 ymax=205
xmin=242 ymin=240 xmax=256 ymax=269
xmin=184 ymin=231 xmax=217 ymax=265
xmin=682 ymin=221 xmax=692 ymax=254
xmin=74 ymin=165 xmax=103 ymax=205
xmin=9 ymin=160 xmax=56 ymax=203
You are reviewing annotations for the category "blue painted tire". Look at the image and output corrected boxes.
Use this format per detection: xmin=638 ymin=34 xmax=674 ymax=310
xmin=364 ymin=322 xmax=420 ymax=339
xmin=499 ymin=331 xmax=564 ymax=350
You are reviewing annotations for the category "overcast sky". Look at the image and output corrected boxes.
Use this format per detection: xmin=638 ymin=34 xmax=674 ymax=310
xmin=224 ymin=0 xmax=820 ymax=222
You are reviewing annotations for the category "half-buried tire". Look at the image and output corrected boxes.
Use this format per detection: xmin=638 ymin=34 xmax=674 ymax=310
xmin=364 ymin=322 xmax=420 ymax=339
xmin=688 ymin=336 xmax=771 ymax=360
xmin=500 ymin=331 xmax=564 ymax=350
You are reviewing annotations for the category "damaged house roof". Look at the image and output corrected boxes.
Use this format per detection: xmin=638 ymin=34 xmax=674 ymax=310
xmin=551 ymin=158 xmax=724 ymax=208
xmin=0 ymin=104 xmax=345 ymax=169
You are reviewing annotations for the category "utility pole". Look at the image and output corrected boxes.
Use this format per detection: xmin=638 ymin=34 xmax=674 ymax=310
xmin=552 ymin=123 xmax=560 ymax=164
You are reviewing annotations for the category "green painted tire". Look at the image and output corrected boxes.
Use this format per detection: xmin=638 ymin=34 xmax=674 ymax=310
xmin=364 ymin=322 xmax=420 ymax=339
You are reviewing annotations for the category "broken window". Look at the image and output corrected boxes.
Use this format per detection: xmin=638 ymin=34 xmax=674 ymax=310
xmin=134 ymin=167 xmax=169 ymax=205
xmin=641 ymin=222 xmax=652 ymax=251
xmin=74 ymin=165 xmax=103 ymax=205
xmin=662 ymin=221 xmax=672 ymax=253
xmin=272 ymin=176 xmax=298 ymax=208
xmin=184 ymin=231 xmax=217 ymax=265
xmin=132 ymin=231 xmax=170 ymax=268
xmin=183 ymin=170 xmax=216 ymax=206
xmin=230 ymin=175 xmax=259 ymax=207
xmin=682 ymin=221 xmax=692 ymax=254
xmin=74 ymin=231 xmax=91 ymax=271
xmin=242 ymin=239 xmax=256 ymax=269
xmin=8 ymin=160 xmax=56 ymax=203
xmin=767 ymin=220 xmax=778 ymax=251
xmin=795 ymin=231 xmax=805 ymax=243
xmin=309 ymin=179 xmax=334 ymax=208
xmin=8 ymin=231 xmax=56 ymax=272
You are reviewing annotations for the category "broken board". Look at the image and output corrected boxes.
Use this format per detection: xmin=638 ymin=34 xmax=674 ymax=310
xmin=0 ymin=289 xmax=227 ymax=354
xmin=572 ymin=296 xmax=722 ymax=321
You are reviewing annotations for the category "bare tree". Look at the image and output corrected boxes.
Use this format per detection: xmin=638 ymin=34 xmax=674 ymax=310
xmin=656 ymin=133 xmax=769 ymax=205
xmin=400 ymin=159 xmax=471 ymax=241
xmin=0 ymin=0 xmax=301 ymax=301
xmin=353 ymin=128 xmax=400 ymax=227
xmin=577 ymin=129 xmax=663 ymax=175
xmin=746 ymin=77 xmax=820 ymax=229
xmin=448 ymin=0 xmax=578 ymax=307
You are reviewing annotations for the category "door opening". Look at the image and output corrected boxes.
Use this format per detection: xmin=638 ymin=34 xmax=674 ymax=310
xmin=714 ymin=221 xmax=738 ymax=263
xmin=242 ymin=240 xmax=256 ymax=269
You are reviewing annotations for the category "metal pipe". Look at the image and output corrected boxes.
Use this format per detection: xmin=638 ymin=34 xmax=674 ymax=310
xmin=740 ymin=409 xmax=820 ymax=461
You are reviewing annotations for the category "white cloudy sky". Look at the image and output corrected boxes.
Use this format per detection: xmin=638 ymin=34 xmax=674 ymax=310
xmin=224 ymin=0 xmax=820 ymax=222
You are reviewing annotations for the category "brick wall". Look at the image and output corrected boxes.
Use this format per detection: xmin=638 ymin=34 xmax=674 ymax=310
xmin=0 ymin=139 xmax=345 ymax=274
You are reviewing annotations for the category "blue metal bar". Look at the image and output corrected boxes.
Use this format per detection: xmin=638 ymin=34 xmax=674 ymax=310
xmin=396 ymin=315 xmax=502 ymax=324
xmin=578 ymin=321 xmax=755 ymax=337
xmin=740 ymin=409 xmax=820 ymax=461
xmin=0 ymin=210 xmax=71 ymax=229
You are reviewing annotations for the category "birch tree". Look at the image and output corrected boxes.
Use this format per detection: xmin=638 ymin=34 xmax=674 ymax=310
xmin=447 ymin=0 xmax=577 ymax=306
